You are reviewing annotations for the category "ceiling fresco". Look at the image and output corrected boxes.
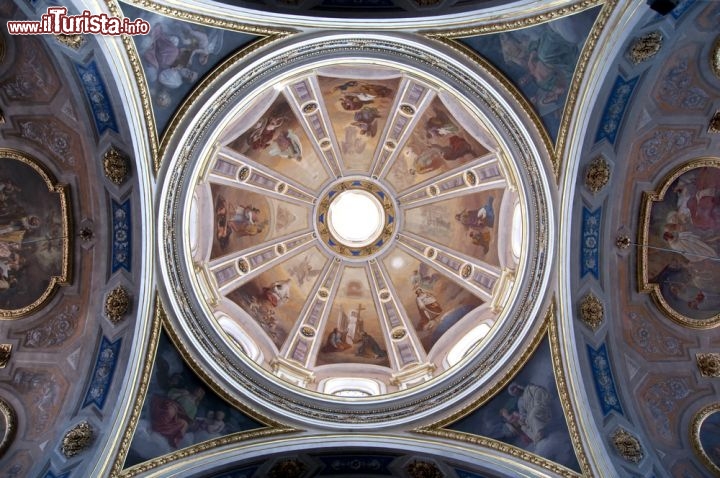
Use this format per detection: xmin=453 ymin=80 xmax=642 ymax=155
xmin=1 ymin=0 xmax=719 ymax=477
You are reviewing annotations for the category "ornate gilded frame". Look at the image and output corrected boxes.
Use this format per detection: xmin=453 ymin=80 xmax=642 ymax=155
xmin=0 ymin=397 xmax=17 ymax=459
xmin=0 ymin=149 xmax=72 ymax=319
xmin=638 ymin=157 xmax=720 ymax=328
xmin=111 ymin=295 xmax=297 ymax=478
xmin=691 ymin=402 xmax=720 ymax=476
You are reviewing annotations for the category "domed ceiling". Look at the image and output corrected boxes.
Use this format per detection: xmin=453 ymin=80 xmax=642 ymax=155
xmin=158 ymin=35 xmax=552 ymax=424
xmin=2 ymin=0 xmax=719 ymax=477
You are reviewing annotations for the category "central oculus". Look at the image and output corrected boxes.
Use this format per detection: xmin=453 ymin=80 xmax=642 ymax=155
xmin=316 ymin=179 xmax=396 ymax=259
xmin=328 ymin=190 xmax=384 ymax=246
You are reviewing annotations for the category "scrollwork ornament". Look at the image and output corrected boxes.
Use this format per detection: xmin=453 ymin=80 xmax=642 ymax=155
xmin=0 ymin=398 xmax=17 ymax=459
xmin=628 ymin=31 xmax=662 ymax=64
xmin=696 ymin=352 xmax=720 ymax=377
xmin=55 ymin=34 xmax=86 ymax=50
xmin=406 ymin=460 xmax=443 ymax=478
xmin=103 ymin=146 xmax=130 ymax=185
xmin=584 ymin=156 xmax=610 ymax=193
xmin=105 ymin=286 xmax=130 ymax=324
xmin=0 ymin=344 xmax=11 ymax=368
xmin=61 ymin=421 xmax=93 ymax=458
xmin=579 ymin=293 xmax=604 ymax=330
xmin=611 ymin=428 xmax=644 ymax=463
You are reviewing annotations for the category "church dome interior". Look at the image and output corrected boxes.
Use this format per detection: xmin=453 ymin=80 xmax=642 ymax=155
xmin=0 ymin=0 xmax=719 ymax=477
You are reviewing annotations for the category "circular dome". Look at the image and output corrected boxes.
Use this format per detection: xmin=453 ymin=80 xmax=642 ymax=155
xmin=158 ymin=33 xmax=553 ymax=428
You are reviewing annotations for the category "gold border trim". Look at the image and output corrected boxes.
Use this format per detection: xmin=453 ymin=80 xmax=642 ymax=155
xmin=106 ymin=0 xmax=295 ymax=175
xmin=0 ymin=149 xmax=72 ymax=319
xmin=637 ymin=157 xmax=720 ymax=329
xmin=111 ymin=294 xmax=297 ymax=477
xmin=691 ymin=402 xmax=720 ymax=476
xmin=423 ymin=0 xmax=615 ymax=181
xmin=711 ymin=35 xmax=720 ymax=80
xmin=415 ymin=300 xmax=588 ymax=478
xmin=0 ymin=396 xmax=17 ymax=459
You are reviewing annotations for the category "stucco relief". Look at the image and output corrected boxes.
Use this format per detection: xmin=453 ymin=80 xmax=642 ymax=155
xmin=637 ymin=376 xmax=695 ymax=446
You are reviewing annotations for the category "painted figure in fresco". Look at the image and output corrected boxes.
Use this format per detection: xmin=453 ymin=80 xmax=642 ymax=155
xmin=288 ymin=255 xmax=321 ymax=287
xmin=340 ymin=92 xmax=377 ymax=111
xmin=507 ymin=382 xmax=552 ymax=443
xmin=411 ymin=263 xmax=441 ymax=291
xmin=263 ymin=279 xmax=291 ymax=307
xmin=356 ymin=331 xmax=387 ymax=359
xmin=215 ymin=195 xmax=266 ymax=250
xmin=456 ymin=196 xmax=495 ymax=254
xmin=405 ymin=146 xmax=444 ymax=176
xmin=415 ymin=288 xmax=443 ymax=330
xmin=322 ymin=327 xmax=352 ymax=353
xmin=149 ymin=384 xmax=206 ymax=448
xmin=424 ymin=108 xmax=459 ymax=139
xmin=352 ymin=106 xmax=381 ymax=137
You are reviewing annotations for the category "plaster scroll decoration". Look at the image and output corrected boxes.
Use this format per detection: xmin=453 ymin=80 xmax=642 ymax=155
xmin=406 ymin=460 xmax=443 ymax=478
xmin=16 ymin=120 xmax=76 ymax=167
xmin=268 ymin=458 xmax=307 ymax=478
xmin=712 ymin=35 xmax=720 ymax=79
xmin=629 ymin=31 xmax=663 ymax=64
xmin=0 ymin=344 xmax=11 ymax=368
xmin=584 ymin=156 xmax=610 ymax=193
xmin=709 ymin=111 xmax=720 ymax=134
xmin=105 ymin=285 xmax=130 ymax=324
xmin=635 ymin=129 xmax=694 ymax=173
xmin=691 ymin=402 xmax=720 ymax=475
xmin=55 ymin=34 xmax=85 ymax=50
xmin=579 ymin=293 xmax=603 ymax=330
xmin=0 ymin=397 xmax=17 ymax=459
xmin=23 ymin=304 xmax=80 ymax=347
xmin=0 ymin=150 xmax=72 ymax=319
xmin=61 ymin=421 xmax=93 ymax=458
xmin=611 ymin=428 xmax=644 ymax=464
xmin=0 ymin=37 xmax=58 ymax=102
xmin=103 ymin=146 xmax=130 ymax=185
xmin=638 ymin=158 xmax=720 ymax=328
xmin=696 ymin=353 xmax=720 ymax=377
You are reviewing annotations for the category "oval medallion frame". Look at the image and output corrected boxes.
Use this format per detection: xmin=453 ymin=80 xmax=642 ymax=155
xmin=691 ymin=402 xmax=720 ymax=475
xmin=638 ymin=157 xmax=720 ymax=328
xmin=0 ymin=397 xmax=17 ymax=459
xmin=0 ymin=149 xmax=72 ymax=319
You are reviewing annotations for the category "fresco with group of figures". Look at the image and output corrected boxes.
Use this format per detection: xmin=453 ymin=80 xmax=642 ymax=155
xmin=226 ymin=94 xmax=330 ymax=191
xmin=126 ymin=333 xmax=263 ymax=467
xmin=385 ymin=96 xmax=490 ymax=192
xmin=0 ymin=153 xmax=70 ymax=317
xmin=318 ymin=75 xmax=401 ymax=172
xmin=226 ymin=247 xmax=328 ymax=350
xmin=383 ymin=249 xmax=484 ymax=353
xmin=447 ymin=338 xmax=580 ymax=473
xmin=404 ymin=189 xmax=503 ymax=264
xmin=210 ymin=184 xmax=308 ymax=260
xmin=642 ymin=162 xmax=720 ymax=325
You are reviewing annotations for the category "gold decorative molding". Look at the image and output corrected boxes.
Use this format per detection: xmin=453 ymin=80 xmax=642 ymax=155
xmin=615 ymin=235 xmax=631 ymax=249
xmin=105 ymin=286 xmax=131 ymax=324
xmin=638 ymin=157 xmax=720 ymax=328
xmin=415 ymin=301 xmax=589 ymax=477
xmin=711 ymin=35 xmax=720 ymax=79
xmin=0 ymin=344 xmax=11 ymax=368
xmin=584 ymin=156 xmax=610 ymax=193
xmin=691 ymin=402 xmax=720 ymax=476
xmin=611 ymin=428 xmax=643 ymax=464
xmin=0 ymin=397 xmax=17 ymax=459
xmin=579 ymin=293 xmax=603 ymax=331
xmin=114 ymin=295 xmax=298 ymax=477
xmin=696 ymin=353 xmax=720 ymax=378
xmin=628 ymin=31 xmax=662 ymax=64
xmin=103 ymin=146 xmax=130 ymax=185
xmin=62 ymin=421 xmax=94 ymax=458
xmin=0 ymin=149 xmax=72 ymax=319
xmin=709 ymin=111 xmax=720 ymax=134
xmin=55 ymin=34 xmax=86 ymax=50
